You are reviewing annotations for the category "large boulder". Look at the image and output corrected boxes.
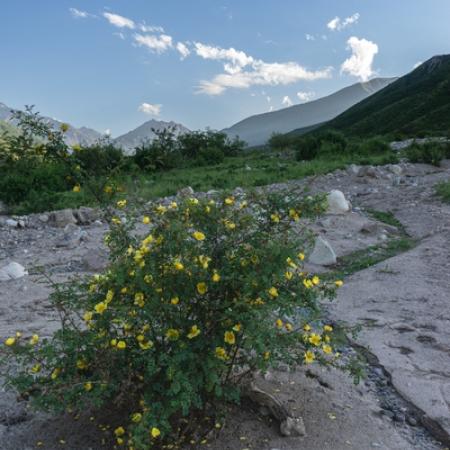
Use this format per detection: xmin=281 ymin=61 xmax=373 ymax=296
xmin=327 ymin=190 xmax=351 ymax=215
xmin=0 ymin=262 xmax=28 ymax=281
xmin=49 ymin=209 xmax=77 ymax=228
xmin=74 ymin=207 xmax=100 ymax=224
xmin=308 ymin=237 xmax=337 ymax=266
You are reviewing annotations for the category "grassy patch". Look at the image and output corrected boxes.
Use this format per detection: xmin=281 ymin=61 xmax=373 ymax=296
xmin=366 ymin=209 xmax=406 ymax=233
xmin=328 ymin=237 xmax=416 ymax=280
xmin=435 ymin=180 xmax=450 ymax=203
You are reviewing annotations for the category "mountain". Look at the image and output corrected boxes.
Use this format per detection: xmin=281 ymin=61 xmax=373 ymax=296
xmin=0 ymin=102 xmax=102 ymax=147
xmin=222 ymin=78 xmax=397 ymax=146
xmin=313 ymin=55 xmax=450 ymax=137
xmin=114 ymin=119 xmax=190 ymax=153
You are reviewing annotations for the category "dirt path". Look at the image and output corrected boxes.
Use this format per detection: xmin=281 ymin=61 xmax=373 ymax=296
xmin=0 ymin=161 xmax=449 ymax=449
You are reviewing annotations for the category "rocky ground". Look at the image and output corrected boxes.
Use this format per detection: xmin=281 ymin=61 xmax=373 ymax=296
xmin=0 ymin=161 xmax=449 ymax=450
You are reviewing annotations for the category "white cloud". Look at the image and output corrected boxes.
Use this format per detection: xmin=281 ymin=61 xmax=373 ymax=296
xmin=140 ymin=23 xmax=164 ymax=33
xmin=114 ymin=32 xmax=126 ymax=40
xmin=134 ymin=33 xmax=173 ymax=54
xmin=297 ymin=91 xmax=316 ymax=103
xmin=103 ymin=12 xmax=135 ymax=29
xmin=282 ymin=96 xmax=293 ymax=107
xmin=327 ymin=13 xmax=360 ymax=31
xmin=305 ymin=34 xmax=315 ymax=41
xmin=69 ymin=8 xmax=94 ymax=19
xmin=340 ymin=36 xmax=378 ymax=81
xmin=195 ymin=44 xmax=332 ymax=95
xmin=413 ymin=61 xmax=423 ymax=69
xmin=176 ymin=42 xmax=191 ymax=59
xmin=138 ymin=103 xmax=162 ymax=116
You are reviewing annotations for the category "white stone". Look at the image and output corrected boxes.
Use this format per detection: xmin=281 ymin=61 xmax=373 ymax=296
xmin=308 ymin=237 xmax=337 ymax=266
xmin=0 ymin=262 xmax=28 ymax=281
xmin=327 ymin=190 xmax=350 ymax=215
xmin=6 ymin=219 xmax=18 ymax=228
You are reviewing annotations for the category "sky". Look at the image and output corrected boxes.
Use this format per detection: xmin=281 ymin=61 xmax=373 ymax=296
xmin=1 ymin=0 xmax=450 ymax=137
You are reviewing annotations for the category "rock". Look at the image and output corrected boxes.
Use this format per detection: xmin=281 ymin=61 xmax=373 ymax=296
xmin=82 ymin=250 xmax=108 ymax=272
xmin=6 ymin=219 xmax=18 ymax=228
xmin=18 ymin=220 xmax=26 ymax=228
xmin=327 ymin=190 xmax=351 ymax=214
xmin=388 ymin=164 xmax=403 ymax=175
xmin=49 ymin=209 xmax=76 ymax=227
xmin=74 ymin=207 xmax=100 ymax=224
xmin=347 ymin=164 xmax=361 ymax=175
xmin=393 ymin=412 xmax=406 ymax=423
xmin=407 ymin=416 xmax=418 ymax=426
xmin=38 ymin=214 xmax=49 ymax=223
xmin=177 ymin=186 xmax=194 ymax=197
xmin=360 ymin=221 xmax=379 ymax=234
xmin=0 ymin=262 xmax=28 ymax=281
xmin=308 ymin=237 xmax=337 ymax=266
xmin=56 ymin=224 xmax=86 ymax=248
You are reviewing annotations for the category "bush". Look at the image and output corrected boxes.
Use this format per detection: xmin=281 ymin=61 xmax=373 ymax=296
xmin=2 ymin=192 xmax=353 ymax=449
xmin=72 ymin=143 xmax=124 ymax=176
xmin=268 ymin=133 xmax=293 ymax=152
xmin=358 ymin=137 xmax=390 ymax=155
xmin=436 ymin=181 xmax=450 ymax=203
xmin=294 ymin=137 xmax=319 ymax=161
xmin=404 ymin=142 xmax=446 ymax=166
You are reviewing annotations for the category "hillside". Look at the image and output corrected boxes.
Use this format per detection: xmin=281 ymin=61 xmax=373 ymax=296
xmin=114 ymin=119 xmax=190 ymax=153
xmin=0 ymin=102 xmax=102 ymax=147
xmin=222 ymin=78 xmax=396 ymax=146
xmin=314 ymin=55 xmax=450 ymax=137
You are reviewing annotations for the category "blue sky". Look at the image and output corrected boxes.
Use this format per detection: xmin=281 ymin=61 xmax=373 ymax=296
xmin=1 ymin=1 xmax=449 ymax=136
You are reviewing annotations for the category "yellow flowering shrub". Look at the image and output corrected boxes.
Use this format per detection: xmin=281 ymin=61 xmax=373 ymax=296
xmin=2 ymin=191 xmax=350 ymax=448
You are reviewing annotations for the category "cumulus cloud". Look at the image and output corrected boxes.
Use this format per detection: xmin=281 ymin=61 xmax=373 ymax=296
xmin=138 ymin=103 xmax=162 ymax=116
xmin=195 ymin=44 xmax=332 ymax=95
xmin=327 ymin=13 xmax=360 ymax=31
xmin=140 ymin=23 xmax=165 ymax=33
xmin=297 ymin=91 xmax=316 ymax=103
xmin=134 ymin=33 xmax=173 ymax=54
xmin=103 ymin=12 xmax=135 ymax=29
xmin=176 ymin=42 xmax=191 ymax=59
xmin=340 ymin=36 xmax=378 ymax=81
xmin=69 ymin=8 xmax=94 ymax=19
xmin=282 ymin=96 xmax=293 ymax=107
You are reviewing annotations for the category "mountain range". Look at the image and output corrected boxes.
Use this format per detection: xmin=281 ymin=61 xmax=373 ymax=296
xmin=310 ymin=55 xmax=450 ymax=137
xmin=222 ymin=77 xmax=397 ymax=146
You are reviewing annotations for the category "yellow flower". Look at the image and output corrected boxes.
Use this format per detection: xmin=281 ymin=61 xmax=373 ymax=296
xmin=303 ymin=279 xmax=313 ymax=289
xmin=303 ymin=324 xmax=311 ymax=331
xmin=224 ymin=197 xmax=234 ymax=205
xmin=84 ymin=382 xmax=93 ymax=391
xmin=142 ymin=216 xmax=151 ymax=224
xmin=5 ymin=337 xmax=15 ymax=346
xmin=323 ymin=325 xmax=333 ymax=332
xmin=144 ymin=274 xmax=153 ymax=284
xmin=106 ymin=289 xmax=114 ymax=303
xmin=304 ymin=350 xmax=315 ymax=364
xmin=335 ymin=280 xmax=344 ymax=287
xmin=225 ymin=221 xmax=236 ymax=230
xmin=198 ymin=255 xmax=211 ymax=269
xmin=187 ymin=325 xmax=201 ymax=339
xmin=173 ymin=260 xmax=184 ymax=271
xmin=169 ymin=201 xmax=178 ymax=209
xmin=285 ymin=323 xmax=293 ymax=332
xmin=268 ymin=287 xmax=278 ymax=298
xmin=116 ymin=438 xmax=124 ymax=445
xmin=139 ymin=341 xmax=153 ymax=350
xmin=134 ymin=292 xmax=145 ymax=308
xmin=151 ymin=427 xmax=161 ymax=438
xmin=309 ymin=333 xmax=321 ymax=346
xmin=224 ymin=331 xmax=235 ymax=345
xmin=263 ymin=351 xmax=270 ymax=360
xmin=322 ymin=344 xmax=333 ymax=354
xmin=77 ymin=359 xmax=88 ymax=370
xmin=189 ymin=197 xmax=199 ymax=205
xmin=240 ymin=200 xmax=248 ymax=209
xmin=166 ymin=329 xmax=180 ymax=341
xmin=51 ymin=368 xmax=61 ymax=380
xmin=275 ymin=319 xmax=283 ymax=329
xmin=270 ymin=213 xmax=280 ymax=223
xmin=104 ymin=185 xmax=113 ymax=194
xmin=72 ymin=184 xmax=81 ymax=193
xmin=171 ymin=296 xmax=180 ymax=305
xmin=197 ymin=282 xmax=207 ymax=295
xmin=94 ymin=302 xmax=107 ymax=314
xmin=131 ymin=413 xmax=142 ymax=423
xmin=156 ymin=205 xmax=167 ymax=215
xmin=111 ymin=216 xmax=121 ymax=225
xmin=312 ymin=276 xmax=320 ymax=286
xmin=117 ymin=200 xmax=127 ymax=208
xmin=215 ymin=346 xmax=227 ymax=360
xmin=116 ymin=340 xmax=127 ymax=350
xmin=232 ymin=323 xmax=242 ymax=332
xmin=110 ymin=339 xmax=117 ymax=347
xmin=285 ymin=271 xmax=293 ymax=281
xmin=114 ymin=426 xmax=126 ymax=437
xmin=83 ymin=311 xmax=93 ymax=322
xmin=289 ymin=209 xmax=300 ymax=221
xmin=212 ymin=271 xmax=221 ymax=282
xmin=193 ymin=231 xmax=206 ymax=241
xmin=31 ymin=364 xmax=41 ymax=373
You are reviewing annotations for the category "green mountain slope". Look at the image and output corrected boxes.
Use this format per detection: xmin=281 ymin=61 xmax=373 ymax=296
xmin=313 ymin=55 xmax=450 ymax=137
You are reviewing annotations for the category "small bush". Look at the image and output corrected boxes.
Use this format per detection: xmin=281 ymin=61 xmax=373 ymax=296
xmin=2 ymin=193 xmax=354 ymax=449
xmin=436 ymin=181 xmax=450 ymax=203
xmin=294 ymin=137 xmax=320 ymax=161
xmin=405 ymin=142 xmax=446 ymax=166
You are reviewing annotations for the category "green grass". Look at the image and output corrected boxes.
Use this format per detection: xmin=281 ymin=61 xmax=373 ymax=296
xmin=435 ymin=180 xmax=450 ymax=203
xmin=366 ymin=209 xmax=406 ymax=233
